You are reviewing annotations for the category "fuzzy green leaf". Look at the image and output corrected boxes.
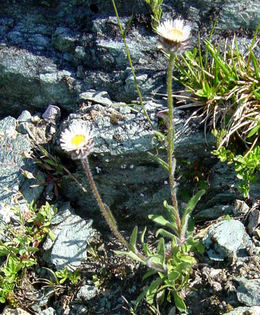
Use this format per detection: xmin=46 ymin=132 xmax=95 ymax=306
xmin=205 ymin=40 xmax=232 ymax=77
xmin=0 ymin=246 xmax=9 ymax=256
xmin=143 ymin=242 xmax=152 ymax=256
xmin=153 ymin=130 xmax=167 ymax=141
xmin=248 ymin=124 xmax=260 ymax=138
xmin=168 ymin=270 xmax=180 ymax=281
xmin=163 ymin=200 xmax=180 ymax=224
xmin=146 ymin=277 xmax=162 ymax=305
xmin=173 ymin=291 xmax=187 ymax=312
xmin=48 ymin=230 xmax=56 ymax=241
xmin=143 ymin=269 xmax=158 ymax=281
xmin=0 ymin=297 xmax=6 ymax=303
xmin=148 ymin=214 xmax=177 ymax=233
xmin=114 ymin=250 xmax=145 ymax=264
xmin=45 ymin=159 xmax=58 ymax=166
xmin=155 ymin=228 xmax=176 ymax=241
xmin=250 ymin=52 xmax=259 ymax=79
xmin=140 ymin=226 xmax=147 ymax=244
xmin=148 ymin=152 xmax=169 ymax=171
xmin=146 ymin=256 xmax=166 ymax=272
xmin=182 ymin=190 xmax=206 ymax=219
xmin=27 ymin=247 xmax=39 ymax=253
xmin=140 ymin=227 xmax=152 ymax=256
xmin=123 ymin=15 xmax=133 ymax=38
xmin=178 ymin=254 xmax=196 ymax=264
xmin=181 ymin=190 xmax=205 ymax=238
xmin=134 ymin=287 xmax=148 ymax=311
xmin=129 ymin=226 xmax=138 ymax=251
xmin=157 ymin=238 xmax=165 ymax=265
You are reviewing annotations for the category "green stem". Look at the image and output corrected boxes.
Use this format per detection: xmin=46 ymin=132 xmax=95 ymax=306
xmin=81 ymin=158 xmax=129 ymax=249
xmin=82 ymin=158 xmax=149 ymax=262
xmin=111 ymin=0 xmax=153 ymax=128
xmin=167 ymin=52 xmax=181 ymax=236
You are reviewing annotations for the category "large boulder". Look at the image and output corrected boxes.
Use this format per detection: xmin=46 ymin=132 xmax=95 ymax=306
xmin=0 ymin=114 xmax=44 ymax=223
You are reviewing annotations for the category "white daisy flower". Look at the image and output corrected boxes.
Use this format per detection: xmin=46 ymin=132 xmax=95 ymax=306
xmin=156 ymin=18 xmax=191 ymax=53
xmin=60 ymin=122 xmax=94 ymax=159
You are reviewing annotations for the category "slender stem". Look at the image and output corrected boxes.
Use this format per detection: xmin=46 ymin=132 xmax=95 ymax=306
xmin=167 ymin=52 xmax=181 ymax=235
xmin=81 ymin=158 xmax=129 ymax=248
xmin=82 ymin=158 xmax=148 ymax=262
xmin=244 ymin=136 xmax=258 ymax=158
xmin=111 ymin=0 xmax=153 ymax=128
xmin=63 ymin=165 xmax=88 ymax=193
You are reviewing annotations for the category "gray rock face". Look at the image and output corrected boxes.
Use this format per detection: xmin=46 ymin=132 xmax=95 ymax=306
xmin=204 ymin=220 xmax=252 ymax=261
xmin=58 ymin=99 xmax=215 ymax=223
xmin=206 ymin=161 xmax=260 ymax=203
xmin=0 ymin=0 xmax=258 ymax=116
xmin=218 ymin=0 xmax=260 ymax=30
xmin=40 ymin=308 xmax=56 ymax=315
xmin=194 ymin=160 xmax=260 ymax=221
xmin=0 ymin=116 xmax=27 ymax=204
xmin=79 ymin=90 xmax=113 ymax=107
xmin=2 ymin=307 xmax=31 ymax=315
xmin=43 ymin=202 xmax=96 ymax=271
xmin=235 ymin=277 xmax=260 ymax=307
xmin=0 ymin=115 xmax=43 ymax=222
xmin=68 ymin=304 xmax=89 ymax=315
xmin=225 ymin=306 xmax=260 ymax=315
xmin=0 ymin=1 xmax=161 ymax=115
xmin=0 ymin=46 xmax=78 ymax=115
xmin=194 ymin=204 xmax=234 ymax=221
xmin=76 ymin=285 xmax=99 ymax=302
xmin=171 ymin=0 xmax=260 ymax=30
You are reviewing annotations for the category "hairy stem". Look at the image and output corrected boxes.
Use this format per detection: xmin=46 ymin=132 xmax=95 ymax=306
xmin=167 ymin=52 xmax=181 ymax=236
xmin=111 ymin=0 xmax=153 ymax=128
xmin=82 ymin=158 xmax=149 ymax=263
xmin=81 ymin=158 xmax=129 ymax=248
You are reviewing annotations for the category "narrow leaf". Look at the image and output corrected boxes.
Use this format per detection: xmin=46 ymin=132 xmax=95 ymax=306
xmin=114 ymin=250 xmax=145 ymax=264
xmin=153 ymin=130 xmax=167 ymax=141
xmin=147 ymin=277 xmax=162 ymax=301
xmin=173 ymin=291 xmax=187 ymax=312
xmin=156 ymin=228 xmax=176 ymax=241
xmin=123 ymin=14 xmax=133 ymax=38
xmin=134 ymin=288 xmax=148 ymax=311
xmin=0 ymin=246 xmax=9 ymax=256
xmin=178 ymin=254 xmax=196 ymax=264
xmin=248 ymin=125 xmax=260 ymax=138
xmin=20 ymin=169 xmax=36 ymax=179
xmin=146 ymin=256 xmax=166 ymax=272
xmin=148 ymin=214 xmax=177 ymax=233
xmin=163 ymin=200 xmax=179 ymax=222
xmin=143 ymin=269 xmax=158 ymax=281
xmin=181 ymin=190 xmax=205 ymax=226
xmin=148 ymin=152 xmax=169 ymax=171
xmin=130 ymin=226 xmax=138 ymax=251
xmin=45 ymin=159 xmax=58 ymax=166
xmin=250 ymin=52 xmax=259 ymax=79
xmin=48 ymin=230 xmax=56 ymax=241
xmin=140 ymin=226 xmax=147 ymax=244
xmin=143 ymin=242 xmax=152 ymax=256
xmin=181 ymin=189 xmax=205 ymax=239
xmin=157 ymin=237 xmax=165 ymax=265
xmin=168 ymin=270 xmax=180 ymax=281
xmin=141 ymin=226 xmax=152 ymax=255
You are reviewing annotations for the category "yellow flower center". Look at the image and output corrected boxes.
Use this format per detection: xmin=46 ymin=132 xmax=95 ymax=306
xmin=71 ymin=134 xmax=86 ymax=147
xmin=167 ymin=28 xmax=183 ymax=39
